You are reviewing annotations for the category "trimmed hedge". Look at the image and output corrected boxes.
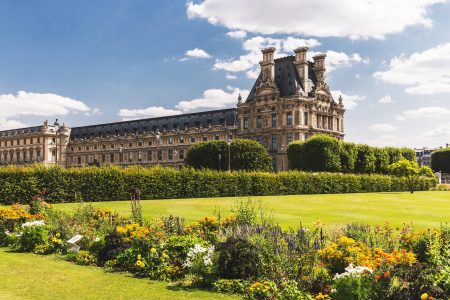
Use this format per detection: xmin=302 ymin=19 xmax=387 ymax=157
xmin=288 ymin=135 xmax=416 ymax=174
xmin=0 ymin=165 xmax=436 ymax=205
xmin=431 ymin=147 xmax=450 ymax=173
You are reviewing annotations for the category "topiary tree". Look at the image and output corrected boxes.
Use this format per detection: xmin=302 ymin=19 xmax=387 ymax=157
xmin=286 ymin=134 xmax=341 ymax=172
xmin=384 ymin=147 xmax=403 ymax=165
xmin=354 ymin=144 xmax=376 ymax=174
xmin=373 ymin=147 xmax=390 ymax=174
xmin=340 ymin=142 xmax=357 ymax=173
xmin=400 ymin=147 xmax=417 ymax=162
xmin=390 ymin=159 xmax=435 ymax=193
xmin=185 ymin=139 xmax=273 ymax=172
xmin=431 ymin=148 xmax=450 ymax=173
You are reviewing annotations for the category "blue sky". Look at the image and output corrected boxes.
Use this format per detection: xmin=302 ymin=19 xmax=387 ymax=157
xmin=0 ymin=0 xmax=450 ymax=148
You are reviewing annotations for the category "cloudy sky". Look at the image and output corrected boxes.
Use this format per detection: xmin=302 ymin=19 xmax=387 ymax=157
xmin=0 ymin=0 xmax=449 ymax=148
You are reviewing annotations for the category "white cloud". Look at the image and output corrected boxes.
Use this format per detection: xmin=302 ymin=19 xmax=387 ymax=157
xmin=0 ymin=91 xmax=92 ymax=130
xmin=118 ymin=88 xmax=249 ymax=120
xmin=374 ymin=43 xmax=450 ymax=95
xmin=378 ymin=95 xmax=393 ymax=104
xmin=369 ymin=123 xmax=397 ymax=132
xmin=118 ymin=107 xmax=182 ymax=120
xmin=226 ymin=30 xmax=247 ymax=39
xmin=187 ymin=0 xmax=445 ymax=39
xmin=423 ymin=122 xmax=450 ymax=137
xmin=225 ymin=74 xmax=237 ymax=80
xmin=175 ymin=88 xmax=249 ymax=111
xmin=180 ymin=48 xmax=212 ymax=61
xmin=214 ymin=36 xmax=362 ymax=78
xmin=331 ymin=90 xmax=365 ymax=109
xmin=401 ymin=106 xmax=450 ymax=119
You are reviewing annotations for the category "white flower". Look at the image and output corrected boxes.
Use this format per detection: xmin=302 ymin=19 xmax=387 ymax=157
xmin=183 ymin=244 xmax=215 ymax=269
xmin=21 ymin=220 xmax=45 ymax=228
xmin=333 ymin=264 xmax=373 ymax=279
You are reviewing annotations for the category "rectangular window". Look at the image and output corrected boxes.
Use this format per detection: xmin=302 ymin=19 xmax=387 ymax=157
xmin=214 ymin=135 xmax=220 ymax=140
xmin=271 ymin=134 xmax=277 ymax=151
xmin=111 ymin=143 xmax=115 ymax=149
xmin=158 ymin=150 xmax=163 ymax=161
xmin=203 ymin=136 xmax=208 ymax=142
xmin=304 ymin=112 xmax=308 ymax=126
xmin=168 ymin=137 xmax=173 ymax=144
xmin=272 ymin=114 xmax=277 ymax=127
xmin=23 ymin=138 xmax=26 ymax=145
xmin=128 ymin=142 xmax=133 ymax=148
xmin=138 ymin=151 xmax=142 ymax=161
xmin=179 ymin=136 xmax=184 ymax=143
xmin=110 ymin=153 xmax=115 ymax=163
xmin=243 ymin=117 xmax=249 ymax=129
xmin=168 ymin=149 xmax=173 ymax=160
xmin=256 ymin=116 xmax=262 ymax=128
xmin=102 ymin=154 xmax=106 ymax=163
xmin=128 ymin=152 xmax=133 ymax=162
xmin=147 ymin=150 xmax=152 ymax=161
xmin=287 ymin=133 xmax=293 ymax=144
xmin=138 ymin=141 xmax=143 ymax=147
xmin=78 ymin=156 xmax=82 ymax=165
xmin=337 ymin=118 xmax=340 ymax=131
xmin=37 ymin=138 xmax=40 ymax=143
xmin=30 ymin=138 xmax=33 ymax=145
xmin=102 ymin=144 xmax=106 ymax=150
xmin=191 ymin=137 xmax=196 ymax=143
xmin=286 ymin=111 xmax=293 ymax=126
xmin=179 ymin=149 xmax=184 ymax=159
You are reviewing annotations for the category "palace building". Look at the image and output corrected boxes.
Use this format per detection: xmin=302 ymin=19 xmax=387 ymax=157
xmin=0 ymin=47 xmax=345 ymax=171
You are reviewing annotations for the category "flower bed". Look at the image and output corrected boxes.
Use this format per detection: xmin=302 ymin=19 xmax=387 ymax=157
xmin=0 ymin=198 xmax=448 ymax=299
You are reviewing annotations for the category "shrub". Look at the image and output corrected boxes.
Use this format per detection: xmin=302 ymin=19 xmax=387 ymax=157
xmin=400 ymin=147 xmax=417 ymax=162
xmin=354 ymin=145 xmax=376 ymax=174
xmin=18 ymin=221 xmax=48 ymax=252
xmin=373 ymin=148 xmax=390 ymax=174
xmin=286 ymin=135 xmax=341 ymax=172
xmin=431 ymin=147 xmax=450 ymax=173
xmin=340 ymin=142 xmax=357 ymax=173
xmin=384 ymin=147 xmax=403 ymax=165
xmin=185 ymin=139 xmax=273 ymax=172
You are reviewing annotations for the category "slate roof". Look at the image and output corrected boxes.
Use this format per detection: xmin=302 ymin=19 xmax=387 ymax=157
xmin=245 ymin=55 xmax=317 ymax=103
xmin=0 ymin=125 xmax=44 ymax=137
xmin=69 ymin=108 xmax=237 ymax=140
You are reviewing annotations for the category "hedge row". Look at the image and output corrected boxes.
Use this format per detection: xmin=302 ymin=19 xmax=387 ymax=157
xmin=431 ymin=147 xmax=450 ymax=173
xmin=0 ymin=165 xmax=436 ymax=205
xmin=287 ymin=134 xmax=416 ymax=174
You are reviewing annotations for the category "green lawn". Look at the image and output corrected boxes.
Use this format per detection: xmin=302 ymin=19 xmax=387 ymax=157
xmin=54 ymin=191 xmax=450 ymax=229
xmin=0 ymin=248 xmax=236 ymax=300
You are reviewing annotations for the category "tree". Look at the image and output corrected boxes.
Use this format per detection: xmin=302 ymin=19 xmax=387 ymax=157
xmin=431 ymin=148 xmax=450 ymax=173
xmin=373 ymin=147 xmax=390 ymax=174
xmin=286 ymin=134 xmax=341 ymax=172
xmin=354 ymin=144 xmax=376 ymax=174
xmin=389 ymin=159 xmax=435 ymax=193
xmin=185 ymin=139 xmax=273 ymax=172
xmin=400 ymin=147 xmax=417 ymax=162
xmin=384 ymin=147 xmax=403 ymax=165
xmin=340 ymin=142 xmax=357 ymax=173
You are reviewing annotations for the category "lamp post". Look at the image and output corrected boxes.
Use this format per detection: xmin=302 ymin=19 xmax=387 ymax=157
xmin=280 ymin=144 xmax=286 ymax=172
xmin=227 ymin=137 xmax=232 ymax=172
xmin=53 ymin=119 xmax=60 ymax=165
xmin=218 ymin=153 xmax=222 ymax=171
xmin=155 ymin=132 xmax=161 ymax=166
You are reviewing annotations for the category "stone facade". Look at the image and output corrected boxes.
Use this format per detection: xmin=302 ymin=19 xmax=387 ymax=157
xmin=0 ymin=47 xmax=345 ymax=170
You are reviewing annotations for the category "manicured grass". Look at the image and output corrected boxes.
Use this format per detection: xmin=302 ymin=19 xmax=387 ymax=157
xmin=54 ymin=191 xmax=450 ymax=229
xmin=0 ymin=248 xmax=236 ymax=300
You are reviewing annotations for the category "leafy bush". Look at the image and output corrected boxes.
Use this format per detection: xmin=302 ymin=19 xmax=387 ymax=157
xmin=431 ymin=147 xmax=450 ymax=173
xmin=18 ymin=221 xmax=48 ymax=252
xmin=185 ymin=139 xmax=273 ymax=172
xmin=354 ymin=144 xmax=376 ymax=174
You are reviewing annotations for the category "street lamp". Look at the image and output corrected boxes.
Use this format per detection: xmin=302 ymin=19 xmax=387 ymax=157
xmin=227 ymin=137 xmax=232 ymax=172
xmin=155 ymin=131 xmax=161 ymax=165
xmin=53 ymin=119 xmax=60 ymax=165
xmin=280 ymin=144 xmax=286 ymax=172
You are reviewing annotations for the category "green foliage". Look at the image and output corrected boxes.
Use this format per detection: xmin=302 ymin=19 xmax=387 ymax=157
xmin=0 ymin=165 xmax=436 ymax=205
xmin=286 ymin=134 xmax=341 ymax=172
xmin=431 ymin=147 xmax=450 ymax=173
xmin=287 ymin=137 xmax=410 ymax=175
xmin=185 ymin=139 xmax=273 ymax=172
xmin=389 ymin=159 xmax=436 ymax=193
xmin=354 ymin=144 xmax=376 ymax=174
xmin=19 ymin=224 xmax=48 ymax=252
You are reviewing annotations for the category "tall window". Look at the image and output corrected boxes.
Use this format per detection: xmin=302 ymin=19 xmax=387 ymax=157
xmin=147 ymin=150 xmax=152 ymax=161
xmin=128 ymin=152 xmax=133 ymax=162
xmin=179 ymin=149 xmax=184 ymax=159
xmin=287 ymin=133 xmax=293 ymax=144
xmin=158 ymin=150 xmax=163 ymax=161
xmin=138 ymin=151 xmax=142 ymax=161
xmin=271 ymin=134 xmax=277 ymax=151
xmin=286 ymin=111 xmax=293 ymax=126
xmin=168 ymin=149 xmax=173 ymax=160
xmin=110 ymin=153 xmax=115 ymax=163
xmin=272 ymin=114 xmax=277 ymax=127
xmin=337 ymin=118 xmax=340 ymax=131
xmin=102 ymin=154 xmax=106 ymax=163
xmin=243 ymin=117 xmax=249 ymax=129
xmin=303 ymin=112 xmax=308 ymax=126
xmin=179 ymin=136 xmax=184 ymax=143
xmin=256 ymin=116 xmax=262 ymax=128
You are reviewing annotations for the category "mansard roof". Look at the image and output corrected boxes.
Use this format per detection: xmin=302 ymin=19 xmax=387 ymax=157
xmin=69 ymin=108 xmax=237 ymax=140
xmin=245 ymin=55 xmax=317 ymax=103
xmin=0 ymin=125 xmax=44 ymax=137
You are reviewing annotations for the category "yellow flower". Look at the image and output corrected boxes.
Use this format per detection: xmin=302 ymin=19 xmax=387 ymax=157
xmin=150 ymin=247 xmax=157 ymax=254
xmin=421 ymin=293 xmax=428 ymax=300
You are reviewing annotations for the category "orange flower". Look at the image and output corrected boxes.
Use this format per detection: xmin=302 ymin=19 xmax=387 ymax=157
xmin=383 ymin=271 xmax=390 ymax=278
xmin=375 ymin=275 xmax=381 ymax=281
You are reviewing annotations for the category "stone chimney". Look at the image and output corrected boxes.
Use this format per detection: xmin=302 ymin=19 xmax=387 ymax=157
xmin=294 ymin=47 xmax=309 ymax=92
xmin=313 ymin=53 xmax=327 ymax=81
xmin=259 ymin=47 xmax=276 ymax=82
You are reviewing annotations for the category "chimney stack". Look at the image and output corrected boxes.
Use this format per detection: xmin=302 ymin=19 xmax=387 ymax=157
xmin=259 ymin=47 xmax=276 ymax=82
xmin=294 ymin=47 xmax=309 ymax=92
xmin=313 ymin=53 xmax=327 ymax=82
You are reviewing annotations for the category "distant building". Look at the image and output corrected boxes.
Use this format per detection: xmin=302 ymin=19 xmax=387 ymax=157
xmin=0 ymin=47 xmax=345 ymax=170
xmin=415 ymin=144 xmax=450 ymax=184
